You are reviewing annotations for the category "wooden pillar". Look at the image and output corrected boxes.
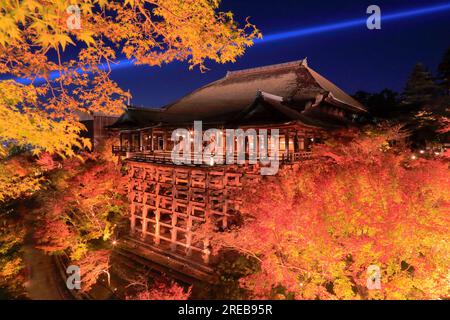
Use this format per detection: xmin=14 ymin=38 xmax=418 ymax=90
xmin=307 ymin=136 xmax=312 ymax=150
xmin=222 ymin=191 xmax=228 ymax=230
xmin=170 ymin=184 xmax=177 ymax=252
xmin=170 ymin=219 xmax=177 ymax=251
xmin=153 ymin=176 xmax=161 ymax=245
xmin=139 ymin=131 xmax=143 ymax=152
xmin=186 ymin=217 xmax=192 ymax=257
xmin=154 ymin=209 xmax=160 ymax=245
xmin=163 ymin=131 xmax=167 ymax=151
xmin=294 ymin=130 xmax=299 ymax=153
xmin=202 ymin=239 xmax=210 ymax=264
xmin=150 ymin=128 xmax=154 ymax=151
xmin=141 ymin=205 xmax=148 ymax=240
xmin=284 ymin=129 xmax=290 ymax=161
xmin=130 ymin=204 xmax=136 ymax=235
xmin=127 ymin=132 xmax=132 ymax=151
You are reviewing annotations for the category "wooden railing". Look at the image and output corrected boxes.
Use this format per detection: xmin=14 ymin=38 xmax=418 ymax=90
xmin=113 ymin=147 xmax=313 ymax=165
xmin=129 ymin=151 xmax=177 ymax=164
xmin=112 ymin=146 xmax=140 ymax=155
xmin=282 ymin=151 xmax=313 ymax=162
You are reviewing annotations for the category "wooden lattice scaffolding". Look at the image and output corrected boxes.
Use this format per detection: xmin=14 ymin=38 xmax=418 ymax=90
xmin=127 ymin=162 xmax=263 ymax=265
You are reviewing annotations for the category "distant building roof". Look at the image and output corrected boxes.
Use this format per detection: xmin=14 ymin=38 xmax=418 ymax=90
xmin=75 ymin=110 xmax=121 ymax=121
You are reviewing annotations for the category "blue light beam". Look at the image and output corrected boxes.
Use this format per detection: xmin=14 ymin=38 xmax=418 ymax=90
xmin=2 ymin=2 xmax=450 ymax=84
xmin=10 ymin=58 xmax=135 ymax=85
xmin=256 ymin=2 xmax=450 ymax=43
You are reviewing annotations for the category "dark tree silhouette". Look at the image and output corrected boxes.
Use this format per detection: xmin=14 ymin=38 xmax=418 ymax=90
xmin=402 ymin=63 xmax=440 ymax=107
xmin=353 ymin=89 xmax=400 ymax=119
xmin=438 ymin=47 xmax=450 ymax=95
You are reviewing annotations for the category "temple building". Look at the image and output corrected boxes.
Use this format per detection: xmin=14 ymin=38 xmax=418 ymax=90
xmin=77 ymin=111 xmax=120 ymax=150
xmin=109 ymin=59 xmax=366 ymax=280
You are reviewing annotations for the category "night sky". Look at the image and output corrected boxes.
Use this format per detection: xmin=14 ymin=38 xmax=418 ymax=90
xmin=110 ymin=0 xmax=450 ymax=108
xmin=17 ymin=0 xmax=450 ymax=108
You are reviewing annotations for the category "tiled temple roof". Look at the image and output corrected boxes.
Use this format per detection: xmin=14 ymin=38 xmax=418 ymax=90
xmin=110 ymin=59 xmax=366 ymax=130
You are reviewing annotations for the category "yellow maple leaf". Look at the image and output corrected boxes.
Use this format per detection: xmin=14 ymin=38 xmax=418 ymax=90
xmin=77 ymin=31 xmax=96 ymax=47
xmin=57 ymin=33 xmax=75 ymax=51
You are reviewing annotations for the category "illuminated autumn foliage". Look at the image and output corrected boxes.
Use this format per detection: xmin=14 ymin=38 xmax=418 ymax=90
xmin=0 ymin=144 xmax=126 ymax=297
xmin=34 ymin=215 xmax=75 ymax=253
xmin=34 ymin=144 xmax=127 ymax=261
xmin=209 ymin=127 xmax=450 ymax=300
xmin=126 ymin=275 xmax=191 ymax=300
xmin=0 ymin=1 xmax=259 ymax=212
xmin=1 ymin=0 xmax=447 ymax=302
xmin=23 ymin=141 xmax=126 ymax=294
xmin=0 ymin=154 xmax=45 ymax=203
xmin=0 ymin=0 xmax=260 ymax=157
xmin=76 ymin=249 xmax=111 ymax=293
xmin=0 ymin=212 xmax=26 ymax=298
